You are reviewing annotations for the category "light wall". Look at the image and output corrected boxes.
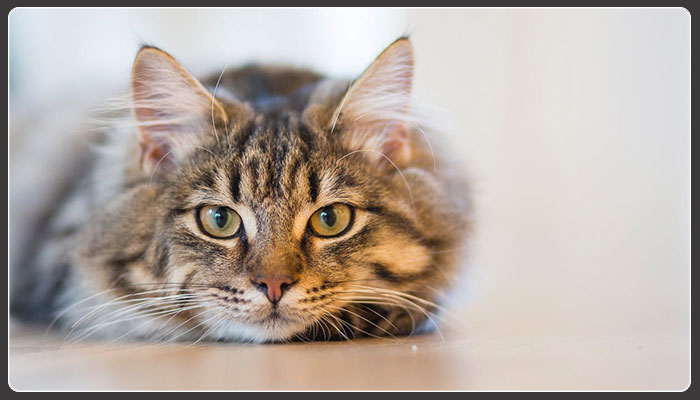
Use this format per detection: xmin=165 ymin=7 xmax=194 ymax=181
xmin=9 ymin=8 xmax=408 ymax=106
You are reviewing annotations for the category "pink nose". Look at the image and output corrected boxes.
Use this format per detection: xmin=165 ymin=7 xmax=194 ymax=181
xmin=252 ymin=276 xmax=295 ymax=304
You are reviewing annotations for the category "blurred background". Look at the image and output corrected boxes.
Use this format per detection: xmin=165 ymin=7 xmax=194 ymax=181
xmin=9 ymin=8 xmax=690 ymax=390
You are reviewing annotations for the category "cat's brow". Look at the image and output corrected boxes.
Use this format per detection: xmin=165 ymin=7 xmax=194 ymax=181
xmin=185 ymin=190 xmax=237 ymax=208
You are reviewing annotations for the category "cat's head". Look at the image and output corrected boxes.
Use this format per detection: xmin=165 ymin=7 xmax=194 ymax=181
xmin=81 ymin=38 xmax=470 ymax=342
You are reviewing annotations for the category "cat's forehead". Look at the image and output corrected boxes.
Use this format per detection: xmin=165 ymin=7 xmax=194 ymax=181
xmin=237 ymin=113 xmax=324 ymax=151
xmin=225 ymin=113 xmax=329 ymax=174
xmin=178 ymin=114 xmax=364 ymax=211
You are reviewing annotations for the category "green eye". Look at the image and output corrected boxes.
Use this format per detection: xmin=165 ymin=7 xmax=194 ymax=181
xmin=197 ymin=206 xmax=242 ymax=238
xmin=310 ymin=203 xmax=353 ymax=237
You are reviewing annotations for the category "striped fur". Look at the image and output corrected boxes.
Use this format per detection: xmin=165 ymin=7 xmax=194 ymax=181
xmin=10 ymin=38 xmax=472 ymax=343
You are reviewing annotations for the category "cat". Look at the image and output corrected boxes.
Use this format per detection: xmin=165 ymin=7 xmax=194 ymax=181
xmin=10 ymin=37 xmax=472 ymax=343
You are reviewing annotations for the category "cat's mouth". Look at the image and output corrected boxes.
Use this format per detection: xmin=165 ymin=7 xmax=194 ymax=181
xmin=265 ymin=308 xmax=293 ymax=323
xmin=203 ymin=287 xmax=324 ymax=341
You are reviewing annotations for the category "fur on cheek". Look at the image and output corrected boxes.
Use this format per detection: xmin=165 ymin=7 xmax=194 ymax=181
xmin=363 ymin=242 xmax=432 ymax=276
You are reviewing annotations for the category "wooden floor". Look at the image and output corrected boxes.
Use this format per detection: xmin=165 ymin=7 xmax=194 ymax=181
xmin=9 ymin=304 xmax=689 ymax=390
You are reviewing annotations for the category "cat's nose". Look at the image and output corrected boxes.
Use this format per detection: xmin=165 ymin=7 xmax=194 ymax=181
xmin=252 ymin=276 xmax=296 ymax=304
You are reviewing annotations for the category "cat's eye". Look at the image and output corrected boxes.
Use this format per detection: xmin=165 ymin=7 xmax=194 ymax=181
xmin=197 ymin=206 xmax=242 ymax=239
xmin=309 ymin=203 xmax=354 ymax=237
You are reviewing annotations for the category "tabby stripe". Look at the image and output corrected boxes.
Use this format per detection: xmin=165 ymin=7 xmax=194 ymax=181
xmin=229 ymin=168 xmax=241 ymax=202
xmin=264 ymin=155 xmax=275 ymax=197
xmin=273 ymin=140 xmax=290 ymax=196
xmin=299 ymin=230 xmax=315 ymax=265
xmin=173 ymin=231 xmax=229 ymax=259
xmin=198 ymin=169 xmax=216 ymax=190
xmin=238 ymin=230 xmax=249 ymax=261
xmin=295 ymin=124 xmax=315 ymax=160
xmin=285 ymin=157 xmax=301 ymax=189
xmin=106 ymin=250 xmax=147 ymax=292
xmin=233 ymin=122 xmax=256 ymax=154
xmin=329 ymin=173 xmax=360 ymax=190
xmin=297 ymin=123 xmax=316 ymax=150
xmin=308 ymin=170 xmax=319 ymax=203
xmin=107 ymin=250 xmax=147 ymax=272
xmin=366 ymin=206 xmax=432 ymax=246
xmin=370 ymin=262 xmax=433 ymax=284
xmin=323 ymin=225 xmax=374 ymax=256
xmin=153 ymin=243 xmax=170 ymax=278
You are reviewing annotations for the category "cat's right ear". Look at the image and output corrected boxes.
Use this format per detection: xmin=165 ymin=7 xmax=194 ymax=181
xmin=131 ymin=46 xmax=228 ymax=174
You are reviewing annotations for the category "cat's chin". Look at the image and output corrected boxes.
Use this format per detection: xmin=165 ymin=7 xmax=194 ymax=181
xmin=210 ymin=315 xmax=311 ymax=344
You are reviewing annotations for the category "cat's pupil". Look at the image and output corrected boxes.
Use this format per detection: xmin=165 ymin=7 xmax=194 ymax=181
xmin=214 ymin=208 xmax=228 ymax=228
xmin=320 ymin=207 xmax=336 ymax=227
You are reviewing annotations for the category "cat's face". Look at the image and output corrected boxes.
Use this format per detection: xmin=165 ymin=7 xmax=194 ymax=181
xmin=159 ymin=117 xmax=450 ymax=341
xmin=77 ymin=39 xmax=469 ymax=342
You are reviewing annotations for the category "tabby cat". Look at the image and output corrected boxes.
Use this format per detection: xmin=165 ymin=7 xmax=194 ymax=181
xmin=10 ymin=38 xmax=472 ymax=343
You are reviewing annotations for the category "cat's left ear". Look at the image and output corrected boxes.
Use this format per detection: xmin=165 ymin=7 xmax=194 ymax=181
xmin=131 ymin=46 xmax=228 ymax=174
xmin=332 ymin=38 xmax=415 ymax=168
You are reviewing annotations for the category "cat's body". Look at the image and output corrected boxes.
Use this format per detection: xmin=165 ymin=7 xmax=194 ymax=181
xmin=10 ymin=39 xmax=472 ymax=343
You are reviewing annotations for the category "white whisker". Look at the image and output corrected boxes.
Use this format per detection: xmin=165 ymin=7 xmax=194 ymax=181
xmin=68 ymin=300 xmax=215 ymax=343
xmin=149 ymin=144 xmax=214 ymax=183
xmin=210 ymin=64 xmax=229 ymax=145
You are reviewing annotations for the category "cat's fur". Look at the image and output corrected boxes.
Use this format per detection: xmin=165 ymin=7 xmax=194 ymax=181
xmin=10 ymin=38 xmax=472 ymax=343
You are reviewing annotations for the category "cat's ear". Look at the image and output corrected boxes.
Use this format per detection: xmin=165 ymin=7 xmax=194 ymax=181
xmin=131 ymin=46 xmax=227 ymax=173
xmin=332 ymin=38 xmax=415 ymax=168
